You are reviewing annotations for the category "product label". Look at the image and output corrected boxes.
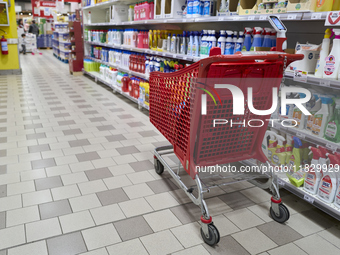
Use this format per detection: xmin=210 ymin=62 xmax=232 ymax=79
xmin=203 ymin=1 xmax=211 ymax=16
xmin=304 ymin=169 xmax=317 ymax=191
xmin=200 ymin=41 xmax=209 ymax=56
xmin=325 ymin=121 xmax=337 ymax=139
xmin=235 ymin=42 xmax=242 ymax=53
xmin=293 ymin=109 xmax=303 ymax=128
xmin=335 ymin=184 xmax=340 ymax=206
xmin=317 ymin=0 xmax=326 ymax=8
xmin=291 ymin=171 xmax=304 ymax=180
xmin=318 ymin=175 xmax=333 ymax=200
xmin=188 ymin=1 xmax=193 ymax=15
xmin=324 ymin=55 xmax=336 ymax=76
xmin=218 ymin=41 xmax=225 ymax=55
xmin=193 ymin=1 xmax=200 ymax=14
xmin=306 ymin=114 xmax=314 ymax=131
xmin=192 ymin=43 xmax=197 ymax=54
xmin=224 ymin=43 xmax=234 ymax=55
xmin=1 ymin=42 xmax=8 ymax=52
xmin=312 ymin=114 xmax=323 ymax=135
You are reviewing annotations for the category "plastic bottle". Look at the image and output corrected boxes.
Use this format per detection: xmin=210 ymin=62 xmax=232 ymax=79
xmin=262 ymin=28 xmax=272 ymax=47
xmin=224 ymin=30 xmax=234 ymax=55
xmin=333 ymin=154 xmax=340 ymax=209
xmin=243 ymin=27 xmax=252 ymax=51
xmin=193 ymin=0 xmax=201 ymax=17
xmin=315 ymin=0 xmax=333 ymax=12
xmin=193 ymin=32 xmax=199 ymax=57
xmin=285 ymin=135 xmax=294 ymax=165
xmin=208 ymin=30 xmax=216 ymax=55
xmin=200 ymin=30 xmax=209 ymax=57
xmin=128 ymin=5 xmax=134 ymax=21
xmin=235 ymin=32 xmax=244 ymax=53
xmin=324 ymin=29 xmax=340 ymax=80
xmin=177 ymin=34 xmax=181 ymax=54
xmin=262 ymin=131 xmax=270 ymax=159
xmin=233 ymin=31 xmax=238 ymax=53
xmin=171 ymin=34 xmax=177 ymax=53
xmin=183 ymin=0 xmax=188 ymax=17
xmin=287 ymin=137 xmax=305 ymax=187
xmin=306 ymin=93 xmax=322 ymax=131
xmin=324 ymin=98 xmax=340 ymax=142
xmin=149 ymin=0 xmax=154 ymax=19
xmin=219 ymin=0 xmax=228 ymax=12
xmin=292 ymin=92 xmax=308 ymax=130
xmin=252 ymin=27 xmax=263 ymax=50
xmin=166 ymin=33 xmax=171 ymax=52
xmin=187 ymin=32 xmax=193 ymax=56
xmin=203 ymin=0 xmax=214 ymax=17
xmin=218 ymin=30 xmax=226 ymax=55
xmin=266 ymin=131 xmax=278 ymax=162
xmin=271 ymin=135 xmax=287 ymax=168
xmin=317 ymin=153 xmax=339 ymax=203
xmin=312 ymin=96 xmax=332 ymax=137
xmin=181 ymin=31 xmax=187 ymax=55
xmin=315 ymin=29 xmax=332 ymax=78
xmin=304 ymin=147 xmax=323 ymax=194
xmin=187 ymin=0 xmax=194 ymax=18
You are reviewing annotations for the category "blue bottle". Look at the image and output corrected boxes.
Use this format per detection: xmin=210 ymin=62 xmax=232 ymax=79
xmin=224 ymin=31 xmax=234 ymax=55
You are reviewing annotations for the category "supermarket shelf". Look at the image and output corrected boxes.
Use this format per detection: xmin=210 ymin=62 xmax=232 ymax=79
xmin=82 ymin=69 xmax=149 ymax=110
xmin=271 ymin=121 xmax=340 ymax=152
xmin=85 ymin=55 xmax=149 ymax=80
xmin=83 ymin=0 xmax=138 ymax=10
xmin=302 ymin=12 xmax=329 ymax=20
xmin=241 ymin=159 xmax=340 ymax=221
xmin=284 ymin=71 xmax=340 ymax=89
xmin=85 ymin=41 xmax=195 ymax=62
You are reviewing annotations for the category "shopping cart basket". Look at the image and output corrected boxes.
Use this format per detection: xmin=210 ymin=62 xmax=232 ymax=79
xmin=150 ymin=51 xmax=303 ymax=246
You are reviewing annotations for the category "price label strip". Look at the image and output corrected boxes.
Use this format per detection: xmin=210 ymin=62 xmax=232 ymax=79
xmin=311 ymin=13 xmax=323 ymax=20
xmin=260 ymin=16 xmax=267 ymax=20
xmin=248 ymin=16 xmax=255 ymax=20
xmin=277 ymin=179 xmax=285 ymax=187
xmin=294 ymin=70 xmax=308 ymax=83
xmin=304 ymin=194 xmax=315 ymax=204
xmin=320 ymin=79 xmax=331 ymax=87
xmin=296 ymin=132 xmax=306 ymax=139
xmin=287 ymin=14 xmax=297 ymax=20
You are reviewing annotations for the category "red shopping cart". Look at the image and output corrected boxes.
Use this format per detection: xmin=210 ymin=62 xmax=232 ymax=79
xmin=150 ymin=51 xmax=303 ymax=246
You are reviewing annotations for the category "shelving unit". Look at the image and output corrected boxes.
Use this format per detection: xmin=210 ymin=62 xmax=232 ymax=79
xmin=68 ymin=21 xmax=84 ymax=74
xmin=81 ymin=1 xmax=340 ymax=221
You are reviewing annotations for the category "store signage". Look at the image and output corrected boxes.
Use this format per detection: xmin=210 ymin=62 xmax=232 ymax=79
xmin=40 ymin=1 xmax=57 ymax=7
xmin=325 ymin=11 xmax=340 ymax=26
xmin=200 ymin=85 xmax=312 ymax=116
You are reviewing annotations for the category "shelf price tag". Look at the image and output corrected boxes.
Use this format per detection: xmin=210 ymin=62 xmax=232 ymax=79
xmin=183 ymin=56 xmax=188 ymax=60
xmin=326 ymin=143 xmax=337 ymax=151
xmin=277 ymin=179 xmax=285 ymax=187
xmin=311 ymin=13 xmax=322 ymax=20
xmin=182 ymin=19 xmax=187 ymax=22
xmin=320 ymin=79 xmax=331 ymax=87
xmin=163 ymin=19 xmax=168 ymax=23
xmin=287 ymin=14 xmax=297 ymax=20
xmin=173 ymin=54 xmax=177 ymax=58
xmin=303 ymin=194 xmax=315 ymax=204
xmin=260 ymin=16 xmax=267 ymax=20
xmin=248 ymin=16 xmax=255 ymax=20
xmin=296 ymin=132 xmax=306 ymax=139
xmin=218 ymin=17 xmax=224 ymax=21
xmin=294 ymin=70 xmax=308 ymax=83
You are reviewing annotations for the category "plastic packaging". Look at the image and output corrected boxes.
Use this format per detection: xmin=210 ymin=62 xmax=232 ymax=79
xmin=271 ymin=135 xmax=287 ymax=168
xmin=285 ymin=135 xmax=294 ymax=165
xmin=235 ymin=32 xmax=244 ymax=53
xmin=324 ymin=98 xmax=340 ymax=142
xmin=252 ymin=27 xmax=263 ymax=50
xmin=203 ymin=0 xmax=214 ymax=17
xmin=243 ymin=27 xmax=252 ymax=51
xmin=187 ymin=31 xmax=193 ymax=56
xmin=224 ymin=30 xmax=234 ymax=55
xmin=128 ymin=5 xmax=134 ymax=21
xmin=287 ymin=137 xmax=305 ymax=187
xmin=315 ymin=29 xmax=332 ymax=78
xmin=217 ymin=30 xmax=226 ymax=55
xmin=312 ymin=96 xmax=332 ymax=137
xmin=267 ymin=131 xmax=278 ymax=161
xmin=193 ymin=0 xmax=201 ymax=17
xmin=324 ymin=29 xmax=340 ymax=79
xmin=187 ymin=0 xmax=194 ymax=17
xmin=304 ymin=147 xmax=323 ymax=194
xmin=315 ymin=0 xmax=333 ymax=12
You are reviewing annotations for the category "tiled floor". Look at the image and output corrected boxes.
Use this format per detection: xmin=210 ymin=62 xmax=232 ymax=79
xmin=0 ymin=51 xmax=340 ymax=255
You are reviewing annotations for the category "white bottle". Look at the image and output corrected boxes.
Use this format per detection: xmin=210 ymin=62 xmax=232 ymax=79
xmin=233 ymin=31 xmax=238 ymax=54
xmin=193 ymin=0 xmax=201 ymax=17
xmin=235 ymin=31 xmax=244 ymax=53
xmin=312 ymin=96 xmax=332 ymax=138
xmin=323 ymin=29 xmax=340 ymax=80
xmin=167 ymin=33 xmax=171 ymax=52
xmin=200 ymin=30 xmax=209 ymax=57
xmin=187 ymin=32 xmax=193 ymax=56
xmin=315 ymin=29 xmax=332 ymax=78
xmin=218 ymin=30 xmax=226 ymax=55
xmin=224 ymin=30 xmax=234 ymax=55
xmin=317 ymin=154 xmax=339 ymax=203
xmin=193 ymin=32 xmax=199 ymax=57
xmin=208 ymin=30 xmax=216 ymax=55
xmin=292 ymin=92 xmax=307 ymax=130
xmin=171 ymin=34 xmax=177 ymax=53
xmin=304 ymin=147 xmax=323 ymax=195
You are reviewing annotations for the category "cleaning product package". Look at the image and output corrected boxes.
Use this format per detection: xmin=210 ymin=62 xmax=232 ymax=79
xmin=287 ymin=137 xmax=305 ymax=187
xmin=324 ymin=98 xmax=340 ymax=142
xmin=271 ymin=135 xmax=287 ymax=168
xmin=304 ymin=147 xmax=323 ymax=194
xmin=312 ymin=96 xmax=332 ymax=137
xmin=315 ymin=29 xmax=332 ymax=78
xmin=315 ymin=0 xmax=333 ymax=12
xmin=306 ymin=93 xmax=322 ymax=131
xmin=290 ymin=43 xmax=320 ymax=73
xmin=292 ymin=92 xmax=307 ymax=129
xmin=324 ymin=29 xmax=340 ymax=79
xmin=317 ymin=154 xmax=339 ymax=203
xmin=285 ymin=135 xmax=294 ymax=165
xmin=267 ymin=131 xmax=278 ymax=162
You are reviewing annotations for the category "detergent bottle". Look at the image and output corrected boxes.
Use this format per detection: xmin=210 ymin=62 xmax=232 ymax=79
xmin=302 ymin=141 xmax=310 ymax=165
xmin=243 ymin=27 xmax=252 ymax=51
xmin=262 ymin=28 xmax=272 ymax=48
xmin=251 ymin=27 xmax=263 ymax=51
xmin=235 ymin=31 xmax=244 ymax=53
xmin=266 ymin=131 xmax=278 ymax=162
xmin=312 ymin=96 xmax=332 ymax=137
xmin=287 ymin=137 xmax=305 ymax=187
xmin=333 ymin=153 xmax=340 ymax=209
xmin=285 ymin=135 xmax=294 ymax=165
xmin=324 ymin=29 xmax=340 ymax=79
xmin=317 ymin=145 xmax=330 ymax=172
xmin=315 ymin=0 xmax=333 ymax=12
xmin=262 ymin=130 xmax=270 ymax=160
xmin=324 ymin=98 xmax=340 ymax=142
xmin=306 ymin=93 xmax=322 ymax=131
xmin=333 ymin=0 xmax=340 ymax=10
xmin=317 ymin=153 xmax=339 ymax=203
xmin=225 ymin=30 xmax=234 ymax=55
xmin=315 ymin=29 xmax=332 ymax=78
xmin=217 ymin=30 xmax=226 ymax=55
xmin=271 ymin=135 xmax=287 ymax=168
xmin=304 ymin=147 xmax=323 ymax=194
xmin=292 ymin=92 xmax=307 ymax=130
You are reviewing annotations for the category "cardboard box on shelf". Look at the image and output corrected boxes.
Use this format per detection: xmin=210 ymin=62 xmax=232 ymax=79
xmin=273 ymin=7 xmax=287 ymax=13
xmin=287 ymin=0 xmax=316 ymax=12
xmin=237 ymin=0 xmax=262 ymax=15
xmin=216 ymin=0 xmax=239 ymax=16
xmin=164 ymin=0 xmax=186 ymax=19
xmin=257 ymin=9 xmax=274 ymax=14
xmin=262 ymin=0 xmax=278 ymax=3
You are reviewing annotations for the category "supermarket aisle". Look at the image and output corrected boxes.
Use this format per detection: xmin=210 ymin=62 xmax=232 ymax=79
xmin=0 ymin=51 xmax=340 ymax=255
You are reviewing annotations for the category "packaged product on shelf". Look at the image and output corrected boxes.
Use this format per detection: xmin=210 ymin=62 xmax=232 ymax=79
xmin=315 ymin=29 xmax=332 ymax=78
xmin=285 ymin=135 xmax=294 ymax=165
xmin=262 ymin=28 xmax=272 ymax=48
xmin=324 ymin=98 xmax=340 ymax=142
xmin=324 ymin=29 xmax=340 ymax=80
xmin=306 ymin=92 xmax=322 ymax=131
xmin=317 ymin=153 xmax=339 ymax=203
xmin=315 ymin=0 xmax=333 ymax=12
xmin=333 ymin=0 xmax=340 ymax=10
xmin=225 ymin=30 xmax=234 ymax=55
xmin=266 ymin=131 xmax=278 ymax=161
xmin=290 ymin=43 xmax=320 ymax=73
xmin=287 ymin=137 xmax=305 ymax=187
xmin=304 ymin=147 xmax=323 ymax=195
xmin=235 ymin=31 xmax=244 ymax=53
xmin=243 ymin=28 xmax=252 ymax=52
xmin=251 ymin=27 xmax=263 ymax=51
xmin=271 ymin=135 xmax=287 ymax=168
xmin=312 ymin=95 xmax=332 ymax=137
xmin=292 ymin=92 xmax=307 ymax=130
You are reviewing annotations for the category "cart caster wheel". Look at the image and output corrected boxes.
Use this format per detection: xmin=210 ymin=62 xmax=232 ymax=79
xmin=200 ymin=224 xmax=220 ymax=246
xmin=270 ymin=204 xmax=290 ymax=223
xmin=154 ymin=158 xmax=164 ymax=175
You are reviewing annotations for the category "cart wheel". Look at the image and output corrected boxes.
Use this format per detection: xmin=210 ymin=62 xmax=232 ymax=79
xmin=270 ymin=204 xmax=290 ymax=223
xmin=154 ymin=158 xmax=164 ymax=175
xmin=200 ymin=224 xmax=220 ymax=246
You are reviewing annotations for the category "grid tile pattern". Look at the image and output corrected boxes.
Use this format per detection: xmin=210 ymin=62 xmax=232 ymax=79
xmin=0 ymin=51 xmax=339 ymax=254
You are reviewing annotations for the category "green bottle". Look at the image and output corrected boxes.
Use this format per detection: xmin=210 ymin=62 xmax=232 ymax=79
xmin=324 ymin=98 xmax=340 ymax=143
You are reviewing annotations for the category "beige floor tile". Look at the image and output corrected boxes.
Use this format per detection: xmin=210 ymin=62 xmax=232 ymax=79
xmin=143 ymin=209 xmax=182 ymax=232
xmin=59 ymin=210 xmax=95 ymax=233
xmin=82 ymin=224 xmax=121 ymax=250
xmin=26 ymin=217 xmax=62 ymax=242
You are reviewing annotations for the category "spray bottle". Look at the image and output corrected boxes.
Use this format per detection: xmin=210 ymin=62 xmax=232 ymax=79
xmin=262 ymin=28 xmax=272 ymax=47
xmin=225 ymin=30 xmax=234 ymax=55
xmin=262 ymin=130 xmax=270 ymax=160
xmin=304 ymin=147 xmax=323 ymax=194
xmin=267 ymin=131 xmax=278 ymax=162
xmin=317 ymin=145 xmax=330 ymax=172
xmin=243 ymin=27 xmax=252 ymax=51
xmin=325 ymin=98 xmax=340 ymax=142
xmin=271 ymin=135 xmax=287 ymax=168
xmin=315 ymin=29 xmax=332 ymax=78
xmin=218 ymin=30 xmax=226 ymax=55
xmin=200 ymin=30 xmax=209 ymax=57
xmin=323 ymin=29 xmax=340 ymax=79
xmin=235 ymin=31 xmax=244 ymax=53
xmin=233 ymin=31 xmax=238 ymax=53
xmin=306 ymin=93 xmax=322 ymax=131
xmin=333 ymin=153 xmax=340 ymax=209
xmin=251 ymin=27 xmax=263 ymax=51
xmin=317 ymin=153 xmax=339 ymax=203
xmin=287 ymin=137 xmax=305 ymax=187
xmin=312 ymin=96 xmax=332 ymax=137
xmin=292 ymin=92 xmax=307 ymax=130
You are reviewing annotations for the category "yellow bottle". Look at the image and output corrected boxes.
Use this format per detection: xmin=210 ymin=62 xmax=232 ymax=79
xmin=267 ymin=131 xmax=278 ymax=162
xmin=315 ymin=0 xmax=333 ymax=12
xmin=271 ymin=135 xmax=287 ymax=168
xmin=152 ymin=30 xmax=158 ymax=49
xmin=149 ymin=30 xmax=153 ymax=49
xmin=333 ymin=0 xmax=340 ymax=10
xmin=285 ymin=135 xmax=294 ymax=165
